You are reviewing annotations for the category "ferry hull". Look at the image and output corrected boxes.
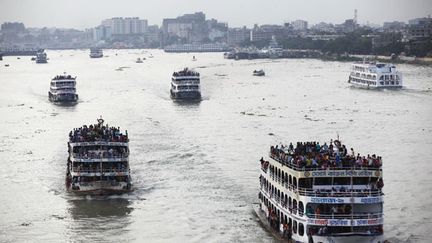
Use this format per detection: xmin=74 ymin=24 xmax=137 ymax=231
xmin=170 ymin=90 xmax=201 ymax=100
xmin=349 ymin=82 xmax=402 ymax=89
xmin=49 ymin=92 xmax=78 ymax=104
xmin=66 ymin=179 xmax=132 ymax=195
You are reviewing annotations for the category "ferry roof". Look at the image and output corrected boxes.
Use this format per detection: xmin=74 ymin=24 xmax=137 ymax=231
xmin=69 ymin=118 xmax=128 ymax=144
xmin=172 ymin=68 xmax=199 ymax=77
xmin=268 ymin=140 xmax=382 ymax=172
xmin=352 ymin=62 xmax=396 ymax=69
xmin=52 ymin=74 xmax=76 ymax=80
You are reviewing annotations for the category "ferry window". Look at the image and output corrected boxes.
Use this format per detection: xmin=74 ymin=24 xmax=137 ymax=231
xmin=289 ymin=175 xmax=292 ymax=185
xmin=299 ymin=223 xmax=305 ymax=236
xmin=379 ymin=76 xmax=383 ymax=80
xmin=293 ymin=199 xmax=297 ymax=214
xmin=293 ymin=220 xmax=297 ymax=234
xmin=353 ymin=177 xmax=368 ymax=185
xmin=299 ymin=178 xmax=313 ymax=188
xmin=396 ymin=81 xmax=399 ymax=85
xmin=380 ymin=82 xmax=384 ymax=85
xmin=293 ymin=177 xmax=297 ymax=188
xmin=314 ymin=178 xmax=331 ymax=185
xmin=333 ymin=177 xmax=350 ymax=185
xmin=298 ymin=201 xmax=304 ymax=216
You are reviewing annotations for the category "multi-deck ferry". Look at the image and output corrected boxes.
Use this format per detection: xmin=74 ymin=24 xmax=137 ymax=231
xmin=35 ymin=50 xmax=48 ymax=63
xmin=348 ymin=62 xmax=402 ymax=89
xmin=48 ymin=73 xmax=78 ymax=103
xmin=255 ymin=140 xmax=384 ymax=243
xmin=170 ymin=68 xmax=201 ymax=100
xmin=66 ymin=118 xmax=132 ymax=195
xmin=89 ymin=48 xmax=103 ymax=58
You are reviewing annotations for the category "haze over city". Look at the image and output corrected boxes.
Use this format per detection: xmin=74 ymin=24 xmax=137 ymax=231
xmin=0 ymin=0 xmax=431 ymax=28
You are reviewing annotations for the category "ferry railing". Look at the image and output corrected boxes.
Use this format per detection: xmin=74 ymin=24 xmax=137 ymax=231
xmin=72 ymin=168 xmax=129 ymax=173
xmin=269 ymin=153 xmax=382 ymax=171
xmin=267 ymin=172 xmax=383 ymax=197
xmin=73 ymin=153 xmax=128 ymax=159
xmin=307 ymin=212 xmax=383 ymax=220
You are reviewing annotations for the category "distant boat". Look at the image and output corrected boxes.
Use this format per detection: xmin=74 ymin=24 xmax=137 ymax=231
xmin=31 ymin=57 xmax=36 ymax=61
xmin=348 ymin=62 xmax=402 ymax=89
xmin=5 ymin=64 xmax=10 ymax=67
xmin=49 ymin=73 xmax=78 ymax=104
xmin=136 ymin=58 xmax=143 ymax=63
xmin=170 ymin=68 xmax=201 ymax=100
xmin=36 ymin=51 xmax=48 ymax=63
xmin=90 ymin=48 xmax=103 ymax=58
xmin=192 ymin=56 xmax=197 ymax=61
xmin=253 ymin=69 xmax=265 ymax=76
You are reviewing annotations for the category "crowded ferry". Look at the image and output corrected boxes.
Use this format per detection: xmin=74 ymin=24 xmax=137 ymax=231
xmin=255 ymin=139 xmax=384 ymax=243
xmin=66 ymin=117 xmax=132 ymax=195
xmin=170 ymin=68 xmax=201 ymax=100
xmin=348 ymin=62 xmax=402 ymax=89
xmin=49 ymin=73 xmax=78 ymax=104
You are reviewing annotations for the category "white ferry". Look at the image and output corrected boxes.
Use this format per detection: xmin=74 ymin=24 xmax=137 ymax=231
xmin=66 ymin=118 xmax=132 ymax=195
xmin=255 ymin=140 xmax=384 ymax=243
xmin=348 ymin=62 xmax=402 ymax=89
xmin=90 ymin=48 xmax=103 ymax=58
xmin=170 ymin=68 xmax=201 ymax=100
xmin=36 ymin=50 xmax=48 ymax=63
xmin=48 ymin=73 xmax=78 ymax=103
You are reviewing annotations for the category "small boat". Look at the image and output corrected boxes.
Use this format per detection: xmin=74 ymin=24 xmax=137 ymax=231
xmin=253 ymin=69 xmax=265 ymax=76
xmin=136 ymin=58 xmax=143 ymax=63
xmin=5 ymin=64 xmax=10 ymax=67
xmin=192 ymin=56 xmax=197 ymax=61
xmin=31 ymin=57 xmax=36 ymax=61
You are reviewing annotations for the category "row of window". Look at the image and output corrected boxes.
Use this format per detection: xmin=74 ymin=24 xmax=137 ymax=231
xmin=260 ymin=193 xmax=305 ymax=236
xmin=261 ymin=176 xmax=305 ymax=216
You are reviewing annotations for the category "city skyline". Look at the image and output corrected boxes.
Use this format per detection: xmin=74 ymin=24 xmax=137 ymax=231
xmin=0 ymin=0 xmax=431 ymax=29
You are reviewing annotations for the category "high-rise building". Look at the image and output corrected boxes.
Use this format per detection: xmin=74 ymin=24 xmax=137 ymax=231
xmin=227 ymin=27 xmax=250 ymax=46
xmin=291 ymin=20 xmax=308 ymax=31
xmin=101 ymin=17 xmax=148 ymax=35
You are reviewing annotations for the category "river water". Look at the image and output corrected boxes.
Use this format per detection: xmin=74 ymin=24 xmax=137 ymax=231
xmin=0 ymin=50 xmax=431 ymax=243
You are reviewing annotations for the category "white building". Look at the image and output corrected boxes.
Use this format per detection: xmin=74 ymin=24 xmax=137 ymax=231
xmin=101 ymin=17 xmax=148 ymax=35
xmin=291 ymin=20 xmax=308 ymax=31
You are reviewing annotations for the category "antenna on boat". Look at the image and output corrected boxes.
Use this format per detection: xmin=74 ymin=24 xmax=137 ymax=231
xmin=337 ymin=132 xmax=340 ymax=141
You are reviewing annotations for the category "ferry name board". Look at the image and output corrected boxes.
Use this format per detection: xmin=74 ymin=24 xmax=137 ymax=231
xmin=307 ymin=218 xmax=383 ymax=226
xmin=304 ymin=170 xmax=381 ymax=177
xmin=310 ymin=196 xmax=383 ymax=204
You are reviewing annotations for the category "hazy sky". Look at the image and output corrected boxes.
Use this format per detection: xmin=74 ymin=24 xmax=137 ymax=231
xmin=0 ymin=0 xmax=431 ymax=29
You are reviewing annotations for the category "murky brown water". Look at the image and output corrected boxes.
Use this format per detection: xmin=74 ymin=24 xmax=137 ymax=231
xmin=0 ymin=50 xmax=431 ymax=242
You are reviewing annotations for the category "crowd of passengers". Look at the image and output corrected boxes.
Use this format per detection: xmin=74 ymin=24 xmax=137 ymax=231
xmin=172 ymin=68 xmax=200 ymax=77
xmin=269 ymin=140 xmax=382 ymax=169
xmin=73 ymin=162 xmax=128 ymax=173
xmin=73 ymin=147 xmax=128 ymax=159
xmin=69 ymin=123 xmax=128 ymax=143
xmin=53 ymin=75 xmax=75 ymax=80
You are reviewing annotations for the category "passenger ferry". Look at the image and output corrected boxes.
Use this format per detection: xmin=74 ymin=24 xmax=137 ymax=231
xmin=35 ymin=50 xmax=48 ymax=63
xmin=348 ymin=62 xmax=402 ymax=89
xmin=170 ymin=68 xmax=201 ymax=100
xmin=255 ymin=140 xmax=384 ymax=243
xmin=90 ymin=48 xmax=103 ymax=58
xmin=66 ymin=117 xmax=132 ymax=195
xmin=48 ymin=73 xmax=78 ymax=103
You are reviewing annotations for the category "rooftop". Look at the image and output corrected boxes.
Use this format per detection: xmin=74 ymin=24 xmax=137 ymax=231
xmin=267 ymin=140 xmax=382 ymax=171
xmin=172 ymin=68 xmax=200 ymax=77
xmin=69 ymin=118 xmax=128 ymax=143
